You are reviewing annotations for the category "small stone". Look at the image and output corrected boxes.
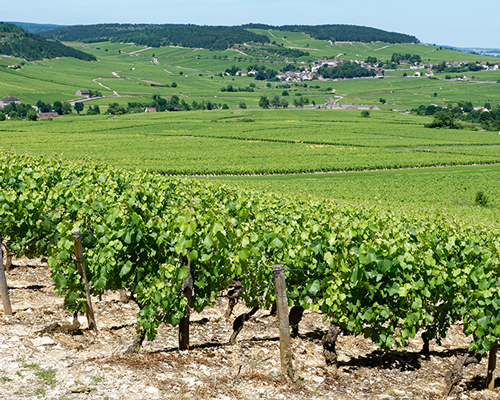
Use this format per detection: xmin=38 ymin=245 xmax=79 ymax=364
xmin=269 ymin=367 xmax=279 ymax=377
xmin=181 ymin=377 xmax=196 ymax=386
xmin=145 ymin=386 xmax=159 ymax=394
xmin=32 ymin=337 xmax=56 ymax=346
xmin=313 ymin=376 xmax=324 ymax=383
xmin=71 ymin=387 xmax=90 ymax=393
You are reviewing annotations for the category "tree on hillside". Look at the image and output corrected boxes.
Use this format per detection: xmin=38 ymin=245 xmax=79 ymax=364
xmin=36 ymin=100 xmax=51 ymax=113
xmin=8 ymin=111 xmax=19 ymax=120
xmin=270 ymin=95 xmax=281 ymax=109
xmin=425 ymin=109 xmax=459 ymax=129
xmin=62 ymin=102 xmax=72 ymax=115
xmin=27 ymin=110 xmax=38 ymax=121
xmin=53 ymin=101 xmax=63 ymax=115
xmin=259 ymin=96 xmax=270 ymax=109
xmin=74 ymin=102 xmax=84 ymax=115
xmin=0 ymin=111 xmax=5 ymax=121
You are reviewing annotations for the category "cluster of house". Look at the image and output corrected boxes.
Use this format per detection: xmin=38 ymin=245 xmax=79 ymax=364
xmin=0 ymin=96 xmax=58 ymax=119
xmin=227 ymin=55 xmax=500 ymax=84
xmin=323 ymin=97 xmax=380 ymax=110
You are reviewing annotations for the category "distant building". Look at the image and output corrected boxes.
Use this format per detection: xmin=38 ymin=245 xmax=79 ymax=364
xmin=76 ymin=89 xmax=90 ymax=96
xmin=0 ymin=96 xmax=21 ymax=108
xmin=145 ymin=108 xmax=156 ymax=113
xmin=37 ymin=112 xmax=59 ymax=119
xmin=324 ymin=97 xmax=379 ymax=110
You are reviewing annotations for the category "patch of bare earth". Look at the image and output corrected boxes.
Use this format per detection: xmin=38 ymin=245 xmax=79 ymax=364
xmin=0 ymin=257 xmax=499 ymax=399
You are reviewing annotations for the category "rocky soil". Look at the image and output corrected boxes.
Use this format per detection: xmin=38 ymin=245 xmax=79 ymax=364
xmin=0 ymin=257 xmax=500 ymax=400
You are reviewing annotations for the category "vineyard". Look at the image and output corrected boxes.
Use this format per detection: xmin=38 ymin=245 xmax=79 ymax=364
xmin=2 ymin=110 xmax=500 ymax=176
xmin=1 ymin=150 xmax=500 ymax=397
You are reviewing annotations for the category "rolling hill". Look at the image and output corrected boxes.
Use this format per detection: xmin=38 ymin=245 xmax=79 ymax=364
xmin=0 ymin=22 xmax=96 ymax=61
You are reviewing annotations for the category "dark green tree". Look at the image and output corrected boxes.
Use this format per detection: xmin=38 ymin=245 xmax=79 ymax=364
xmin=53 ymin=101 xmax=63 ymax=115
xmin=0 ymin=111 xmax=5 ymax=121
xmin=270 ymin=95 xmax=281 ymax=108
xmin=36 ymin=100 xmax=51 ymax=113
xmin=239 ymin=101 xmax=247 ymax=109
xmin=8 ymin=111 xmax=19 ymax=120
xmin=259 ymin=96 xmax=270 ymax=109
xmin=61 ymin=102 xmax=72 ymax=114
xmin=293 ymin=96 xmax=304 ymax=108
xmin=425 ymin=110 xmax=459 ymax=129
xmin=27 ymin=110 xmax=38 ymax=121
xmin=74 ymin=102 xmax=84 ymax=115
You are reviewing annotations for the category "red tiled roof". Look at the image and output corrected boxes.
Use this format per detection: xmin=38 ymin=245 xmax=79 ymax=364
xmin=37 ymin=112 xmax=59 ymax=118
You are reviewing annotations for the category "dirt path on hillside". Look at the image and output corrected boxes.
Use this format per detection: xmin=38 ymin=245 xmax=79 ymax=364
xmin=0 ymin=257 xmax=498 ymax=399
xmin=129 ymin=47 xmax=152 ymax=55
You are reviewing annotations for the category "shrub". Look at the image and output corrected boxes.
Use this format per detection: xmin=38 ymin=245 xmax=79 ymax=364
xmin=475 ymin=191 xmax=488 ymax=207
xmin=361 ymin=110 xmax=370 ymax=118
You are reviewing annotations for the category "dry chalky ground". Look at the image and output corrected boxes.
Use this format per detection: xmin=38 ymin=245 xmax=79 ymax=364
xmin=1 ymin=257 xmax=499 ymax=399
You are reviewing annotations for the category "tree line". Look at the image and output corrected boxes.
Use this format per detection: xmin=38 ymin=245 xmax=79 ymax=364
xmin=317 ymin=62 xmax=376 ymax=79
xmin=242 ymin=24 xmax=419 ymax=44
xmin=414 ymin=102 xmax=500 ymax=131
xmin=42 ymin=24 xmax=270 ymax=51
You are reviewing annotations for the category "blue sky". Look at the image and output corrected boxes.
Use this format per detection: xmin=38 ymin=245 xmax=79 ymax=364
xmin=2 ymin=0 xmax=499 ymax=48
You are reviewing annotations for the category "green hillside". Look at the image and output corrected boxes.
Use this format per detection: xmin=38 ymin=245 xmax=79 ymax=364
xmin=0 ymin=22 xmax=96 ymax=61
xmin=42 ymin=24 xmax=271 ymax=50
xmin=243 ymin=23 xmax=419 ymax=44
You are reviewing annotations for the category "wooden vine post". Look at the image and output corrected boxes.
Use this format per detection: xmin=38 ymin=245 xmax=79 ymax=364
xmin=179 ymin=260 xmax=194 ymax=350
xmin=0 ymin=245 xmax=13 ymax=315
xmin=487 ymin=343 xmax=498 ymax=390
xmin=271 ymin=264 xmax=294 ymax=378
xmin=72 ymin=229 xmax=97 ymax=331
